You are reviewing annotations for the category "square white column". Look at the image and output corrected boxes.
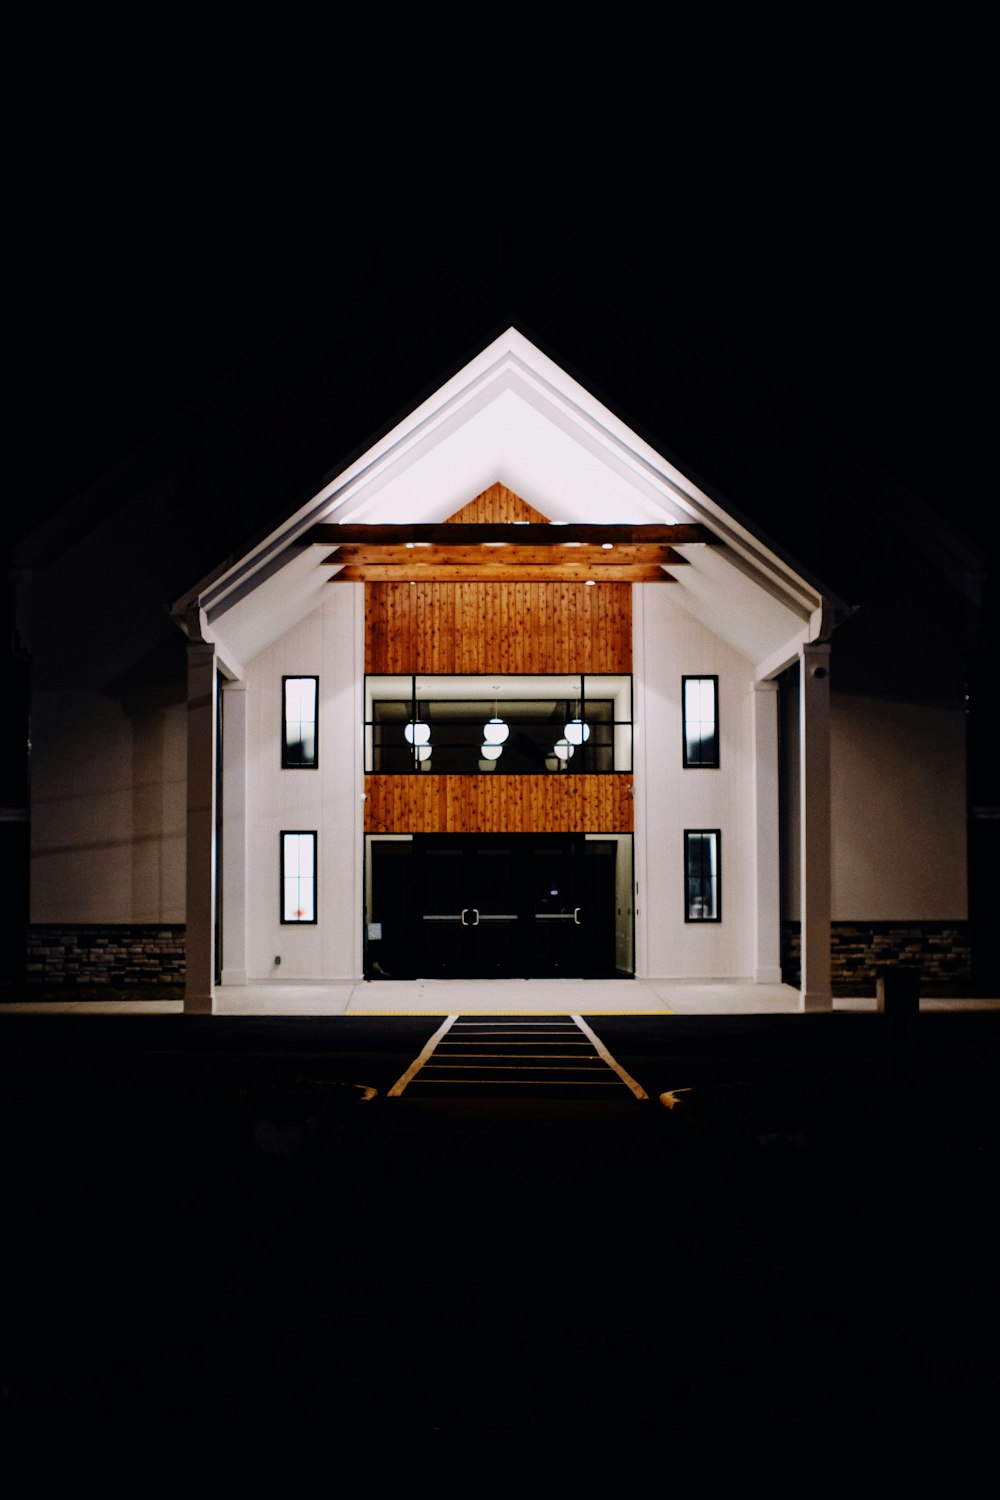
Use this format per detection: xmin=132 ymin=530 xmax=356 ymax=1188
xmin=220 ymin=679 xmax=248 ymax=986
xmin=184 ymin=642 xmax=217 ymax=1013
xmin=800 ymin=641 xmax=832 ymax=1010
xmin=752 ymin=680 xmax=782 ymax=983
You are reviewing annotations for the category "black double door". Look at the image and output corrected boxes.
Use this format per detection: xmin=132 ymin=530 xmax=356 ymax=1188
xmin=367 ymin=834 xmax=624 ymax=979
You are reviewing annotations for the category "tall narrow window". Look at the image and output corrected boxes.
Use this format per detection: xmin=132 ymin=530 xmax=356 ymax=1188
xmin=682 ymin=676 xmax=719 ymax=767
xmin=685 ymin=830 xmax=720 ymax=922
xmin=282 ymin=676 xmax=318 ymax=768
xmin=281 ymin=832 xmax=317 ymax=923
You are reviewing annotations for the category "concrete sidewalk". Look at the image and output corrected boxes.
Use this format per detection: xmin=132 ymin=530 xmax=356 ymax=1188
xmin=2 ymin=976 xmax=997 ymax=1016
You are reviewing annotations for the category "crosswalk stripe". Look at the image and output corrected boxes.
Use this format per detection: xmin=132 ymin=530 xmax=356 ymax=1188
xmin=387 ymin=1014 xmax=646 ymax=1099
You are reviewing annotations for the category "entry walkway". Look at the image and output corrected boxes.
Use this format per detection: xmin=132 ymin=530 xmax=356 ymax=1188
xmin=3 ymin=978 xmax=997 ymax=1015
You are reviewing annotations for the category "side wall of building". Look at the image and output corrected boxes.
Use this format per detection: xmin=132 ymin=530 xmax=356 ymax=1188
xmin=830 ymin=693 xmax=967 ymax=920
xmin=242 ymin=585 xmax=363 ymax=982
xmin=29 ymin=689 xmax=187 ymax=925
xmin=636 ymin=587 xmax=757 ymax=979
xmin=780 ymin=680 xmax=970 ymax=991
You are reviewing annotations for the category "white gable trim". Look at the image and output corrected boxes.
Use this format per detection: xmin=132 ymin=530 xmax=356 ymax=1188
xmin=173 ymin=328 xmax=844 ymax=681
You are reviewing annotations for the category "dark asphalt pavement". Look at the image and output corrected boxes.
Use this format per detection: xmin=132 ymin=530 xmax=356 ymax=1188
xmin=2 ymin=1011 xmax=998 ymax=1468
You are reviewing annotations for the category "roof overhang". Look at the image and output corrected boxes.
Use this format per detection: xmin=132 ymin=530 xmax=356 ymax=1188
xmin=172 ymin=328 xmax=849 ymax=678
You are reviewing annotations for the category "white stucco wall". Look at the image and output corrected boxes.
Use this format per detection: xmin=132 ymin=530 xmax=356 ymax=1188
xmin=30 ymin=691 xmax=187 ymax=923
xmin=831 ymin=693 xmax=967 ymax=920
xmin=635 ymin=587 xmax=757 ymax=979
xmin=243 ymin=587 xmax=362 ymax=980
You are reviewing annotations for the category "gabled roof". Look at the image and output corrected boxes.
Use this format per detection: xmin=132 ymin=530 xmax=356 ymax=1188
xmin=173 ymin=329 xmax=848 ymax=679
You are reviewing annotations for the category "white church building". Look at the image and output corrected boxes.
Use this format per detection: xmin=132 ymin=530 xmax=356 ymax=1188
xmin=16 ymin=306 xmax=979 ymax=1013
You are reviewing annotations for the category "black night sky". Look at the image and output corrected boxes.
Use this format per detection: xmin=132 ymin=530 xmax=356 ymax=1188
xmin=32 ymin=185 xmax=989 ymax=556
xmin=12 ymin=68 xmax=998 ymax=803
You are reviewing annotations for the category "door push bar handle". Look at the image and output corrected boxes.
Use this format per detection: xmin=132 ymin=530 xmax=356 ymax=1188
xmin=461 ymin=909 xmax=481 ymax=927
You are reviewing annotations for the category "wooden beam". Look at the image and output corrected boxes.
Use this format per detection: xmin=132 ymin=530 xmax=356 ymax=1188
xmin=321 ymin=543 xmax=691 ymax=567
xmin=331 ymin=564 xmax=675 ymax=583
xmin=305 ymin=522 xmax=718 ymax=546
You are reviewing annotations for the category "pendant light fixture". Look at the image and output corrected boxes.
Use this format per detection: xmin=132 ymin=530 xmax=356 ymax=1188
xmin=482 ymin=698 xmax=509 ymax=745
xmin=564 ymin=698 xmax=590 ymax=746
xmin=403 ymin=719 xmax=430 ymax=746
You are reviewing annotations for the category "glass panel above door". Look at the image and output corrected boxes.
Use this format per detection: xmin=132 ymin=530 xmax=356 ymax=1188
xmin=365 ymin=674 xmax=632 ymax=774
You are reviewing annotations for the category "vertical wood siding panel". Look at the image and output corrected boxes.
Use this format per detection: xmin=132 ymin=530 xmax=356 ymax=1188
xmin=383 ymin=586 xmax=394 ymax=674
xmin=494 ymin=586 xmax=506 ymax=674
xmin=391 ymin=586 xmax=401 ymax=676
xmin=468 ymin=584 xmax=479 ymax=674
xmin=500 ymin=585 xmax=510 ymax=672
xmin=399 ymin=585 xmax=410 ymax=675
xmin=364 ymin=505 xmax=633 ymax=675
xmin=455 ymin=585 xmax=466 ymax=674
xmin=365 ymin=774 xmax=633 ymax=834
xmin=481 ymin=587 xmax=492 ymax=673
xmin=425 ymin=584 xmax=435 ymax=674
xmin=415 ymin=582 xmax=426 ymax=672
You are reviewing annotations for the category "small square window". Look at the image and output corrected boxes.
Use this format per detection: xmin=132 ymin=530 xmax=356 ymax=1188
xmin=682 ymin=676 xmax=719 ymax=768
xmin=281 ymin=832 xmax=317 ymax=923
xmin=685 ymin=830 xmax=720 ymax=922
xmin=282 ymin=676 xmax=318 ymax=768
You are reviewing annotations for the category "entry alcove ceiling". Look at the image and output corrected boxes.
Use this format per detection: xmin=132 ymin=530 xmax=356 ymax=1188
xmin=173 ymin=330 xmax=847 ymax=675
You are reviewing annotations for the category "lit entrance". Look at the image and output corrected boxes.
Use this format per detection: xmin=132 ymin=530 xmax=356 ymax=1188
xmin=365 ymin=834 xmax=633 ymax=980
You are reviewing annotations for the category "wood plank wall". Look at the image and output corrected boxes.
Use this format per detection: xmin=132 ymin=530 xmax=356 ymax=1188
xmin=364 ymin=774 xmax=634 ymax=834
xmin=446 ymin=484 xmax=550 ymax=524
xmin=364 ymin=485 xmax=632 ymax=675
xmin=363 ymin=485 xmax=633 ymax=834
xmin=365 ymin=579 xmax=632 ymax=675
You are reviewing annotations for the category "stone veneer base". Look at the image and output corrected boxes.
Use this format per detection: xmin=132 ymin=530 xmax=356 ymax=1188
xmin=782 ymin=920 xmax=973 ymax=995
xmin=23 ymin=921 xmax=974 ymax=996
xmin=26 ymin=925 xmax=186 ymax=989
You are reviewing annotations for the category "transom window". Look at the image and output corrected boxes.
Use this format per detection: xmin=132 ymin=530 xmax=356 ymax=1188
xmin=364 ymin=674 xmax=632 ymax=775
